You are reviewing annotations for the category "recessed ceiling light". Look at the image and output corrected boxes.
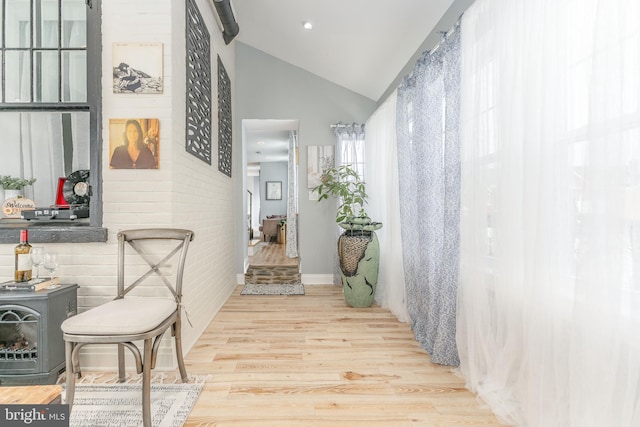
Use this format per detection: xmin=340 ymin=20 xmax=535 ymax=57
xmin=257 ymin=140 xmax=265 ymax=145
xmin=303 ymin=21 xmax=313 ymax=30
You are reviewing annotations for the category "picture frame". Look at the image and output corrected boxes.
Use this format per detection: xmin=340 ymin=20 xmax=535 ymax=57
xmin=266 ymin=181 xmax=282 ymax=200
xmin=307 ymin=145 xmax=335 ymax=188
xmin=112 ymin=42 xmax=163 ymax=94
xmin=108 ymin=118 xmax=160 ymax=169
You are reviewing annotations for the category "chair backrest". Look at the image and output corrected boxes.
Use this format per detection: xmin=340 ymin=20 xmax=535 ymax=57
xmin=116 ymin=228 xmax=194 ymax=302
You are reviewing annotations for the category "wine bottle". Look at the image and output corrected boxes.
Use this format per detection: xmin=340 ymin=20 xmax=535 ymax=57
xmin=14 ymin=229 xmax=32 ymax=282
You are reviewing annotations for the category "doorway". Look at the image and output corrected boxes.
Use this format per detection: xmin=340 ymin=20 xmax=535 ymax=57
xmin=243 ymin=119 xmax=299 ymax=270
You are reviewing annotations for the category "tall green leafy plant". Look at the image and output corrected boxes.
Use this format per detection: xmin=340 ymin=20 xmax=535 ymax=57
xmin=312 ymin=165 xmax=368 ymax=223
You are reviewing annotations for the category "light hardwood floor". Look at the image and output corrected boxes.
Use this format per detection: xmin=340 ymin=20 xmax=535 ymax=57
xmin=181 ymin=284 xmax=506 ymax=426
xmin=74 ymin=242 xmax=503 ymax=425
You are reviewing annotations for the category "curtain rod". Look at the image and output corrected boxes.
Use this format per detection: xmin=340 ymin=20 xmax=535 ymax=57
xmin=330 ymin=123 xmax=364 ymax=128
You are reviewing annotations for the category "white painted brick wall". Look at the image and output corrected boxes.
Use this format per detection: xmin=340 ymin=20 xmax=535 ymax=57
xmin=0 ymin=0 xmax=237 ymax=371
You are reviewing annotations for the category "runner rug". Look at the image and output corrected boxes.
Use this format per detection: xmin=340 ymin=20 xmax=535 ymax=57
xmin=241 ymin=283 xmax=305 ymax=295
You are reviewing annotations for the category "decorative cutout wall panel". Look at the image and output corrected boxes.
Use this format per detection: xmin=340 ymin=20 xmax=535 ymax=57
xmin=185 ymin=0 xmax=212 ymax=165
xmin=217 ymin=56 xmax=232 ymax=177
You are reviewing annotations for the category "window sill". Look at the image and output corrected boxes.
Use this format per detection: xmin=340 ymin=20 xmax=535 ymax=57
xmin=0 ymin=220 xmax=107 ymax=243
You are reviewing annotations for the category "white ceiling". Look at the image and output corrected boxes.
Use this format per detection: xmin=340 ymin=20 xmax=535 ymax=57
xmin=244 ymin=119 xmax=298 ymax=167
xmin=232 ymin=0 xmax=455 ymax=101
xmin=233 ymin=0 xmax=455 ymax=166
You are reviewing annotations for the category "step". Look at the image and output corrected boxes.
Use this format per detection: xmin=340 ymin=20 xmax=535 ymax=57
xmin=247 ymin=239 xmax=262 ymax=256
xmin=245 ymin=265 xmax=301 ymax=285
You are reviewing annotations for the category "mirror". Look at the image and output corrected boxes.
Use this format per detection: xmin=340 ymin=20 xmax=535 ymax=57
xmin=0 ymin=112 xmax=90 ymax=207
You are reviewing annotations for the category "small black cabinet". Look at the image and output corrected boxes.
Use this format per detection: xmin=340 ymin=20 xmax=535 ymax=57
xmin=0 ymin=284 xmax=78 ymax=385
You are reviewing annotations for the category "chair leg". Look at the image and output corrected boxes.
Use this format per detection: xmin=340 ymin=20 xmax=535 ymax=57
xmin=72 ymin=347 xmax=82 ymax=379
xmin=64 ymin=341 xmax=76 ymax=408
xmin=142 ymin=338 xmax=153 ymax=427
xmin=117 ymin=344 xmax=125 ymax=383
xmin=173 ymin=321 xmax=188 ymax=382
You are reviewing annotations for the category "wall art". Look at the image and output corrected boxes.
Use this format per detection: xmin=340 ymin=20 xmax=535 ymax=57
xmin=112 ymin=42 xmax=163 ymax=94
xmin=307 ymin=145 xmax=335 ymax=188
xmin=108 ymin=118 xmax=160 ymax=169
xmin=266 ymin=181 xmax=282 ymax=200
xmin=185 ymin=0 xmax=212 ymax=165
xmin=218 ymin=56 xmax=232 ymax=177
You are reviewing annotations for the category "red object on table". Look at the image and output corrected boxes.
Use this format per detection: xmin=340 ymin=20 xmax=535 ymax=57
xmin=55 ymin=177 xmax=69 ymax=207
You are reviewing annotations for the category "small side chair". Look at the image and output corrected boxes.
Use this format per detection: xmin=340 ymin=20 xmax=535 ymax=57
xmin=61 ymin=228 xmax=194 ymax=427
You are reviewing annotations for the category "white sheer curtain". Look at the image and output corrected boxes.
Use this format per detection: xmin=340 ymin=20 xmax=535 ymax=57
xmin=71 ymin=113 xmax=91 ymax=171
xmin=0 ymin=113 xmax=65 ymax=206
xmin=333 ymin=123 xmax=366 ymax=284
xmin=365 ymin=90 xmax=409 ymax=322
xmin=457 ymin=0 xmax=640 ymax=425
xmin=335 ymin=123 xmax=365 ymax=178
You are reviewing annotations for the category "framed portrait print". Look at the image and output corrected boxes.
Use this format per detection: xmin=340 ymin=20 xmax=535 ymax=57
xmin=266 ymin=181 xmax=282 ymax=200
xmin=108 ymin=118 xmax=160 ymax=169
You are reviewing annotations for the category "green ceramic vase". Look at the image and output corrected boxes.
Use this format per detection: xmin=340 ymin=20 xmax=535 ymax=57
xmin=338 ymin=230 xmax=380 ymax=308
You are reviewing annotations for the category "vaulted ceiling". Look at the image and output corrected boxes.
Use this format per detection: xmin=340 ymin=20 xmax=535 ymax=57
xmin=232 ymin=0 xmax=456 ymax=164
xmin=232 ymin=0 xmax=455 ymax=102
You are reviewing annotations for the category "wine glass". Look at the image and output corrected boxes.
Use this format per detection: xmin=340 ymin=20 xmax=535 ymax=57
xmin=29 ymin=246 xmax=45 ymax=282
xmin=43 ymin=253 xmax=59 ymax=284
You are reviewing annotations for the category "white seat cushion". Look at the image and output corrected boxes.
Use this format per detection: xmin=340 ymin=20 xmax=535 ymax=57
xmin=61 ymin=297 xmax=177 ymax=335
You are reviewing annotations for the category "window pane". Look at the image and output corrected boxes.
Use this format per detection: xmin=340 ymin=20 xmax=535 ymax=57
xmin=62 ymin=50 xmax=86 ymax=101
xmin=5 ymin=0 xmax=31 ymax=48
xmin=61 ymin=0 xmax=86 ymax=48
xmin=0 ymin=112 xmax=90 ymax=206
xmin=5 ymin=50 xmax=31 ymax=102
xmin=34 ymin=50 xmax=59 ymax=102
xmin=34 ymin=0 xmax=58 ymax=48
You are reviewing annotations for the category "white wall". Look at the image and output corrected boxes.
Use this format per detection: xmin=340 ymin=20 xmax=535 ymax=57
xmin=0 ymin=0 xmax=237 ymax=371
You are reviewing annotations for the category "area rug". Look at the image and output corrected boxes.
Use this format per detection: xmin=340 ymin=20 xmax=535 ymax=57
xmin=241 ymin=282 xmax=305 ymax=295
xmin=62 ymin=375 xmax=204 ymax=427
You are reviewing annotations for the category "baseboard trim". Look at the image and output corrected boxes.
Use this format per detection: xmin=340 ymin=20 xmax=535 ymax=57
xmin=301 ymin=274 xmax=334 ymax=285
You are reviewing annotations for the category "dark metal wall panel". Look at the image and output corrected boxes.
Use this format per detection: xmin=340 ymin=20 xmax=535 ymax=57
xmin=217 ymin=55 xmax=232 ymax=177
xmin=185 ymin=0 xmax=212 ymax=165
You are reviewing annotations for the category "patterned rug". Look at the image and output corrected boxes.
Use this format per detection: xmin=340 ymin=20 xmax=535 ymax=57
xmin=62 ymin=375 xmax=204 ymax=427
xmin=241 ymin=283 xmax=305 ymax=295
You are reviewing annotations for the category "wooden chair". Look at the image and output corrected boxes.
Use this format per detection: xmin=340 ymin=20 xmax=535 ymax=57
xmin=61 ymin=228 xmax=194 ymax=427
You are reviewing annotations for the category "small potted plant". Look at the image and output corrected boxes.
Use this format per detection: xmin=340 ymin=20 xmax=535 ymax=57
xmin=0 ymin=175 xmax=37 ymax=200
xmin=313 ymin=165 xmax=382 ymax=307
